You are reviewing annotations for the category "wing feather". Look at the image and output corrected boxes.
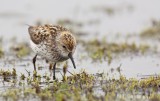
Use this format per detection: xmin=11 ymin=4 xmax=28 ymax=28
xmin=28 ymin=24 xmax=69 ymax=44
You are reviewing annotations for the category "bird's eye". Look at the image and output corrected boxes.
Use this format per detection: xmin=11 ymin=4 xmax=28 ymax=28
xmin=62 ymin=45 xmax=66 ymax=49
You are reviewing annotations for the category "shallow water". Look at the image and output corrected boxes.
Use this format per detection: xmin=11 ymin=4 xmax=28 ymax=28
xmin=0 ymin=0 xmax=160 ymax=100
xmin=0 ymin=0 xmax=160 ymax=77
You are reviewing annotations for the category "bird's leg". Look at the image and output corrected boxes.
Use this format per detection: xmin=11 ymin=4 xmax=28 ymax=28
xmin=49 ymin=63 xmax=53 ymax=77
xmin=53 ymin=63 xmax=56 ymax=80
xmin=32 ymin=54 xmax=37 ymax=71
xmin=49 ymin=63 xmax=53 ymax=70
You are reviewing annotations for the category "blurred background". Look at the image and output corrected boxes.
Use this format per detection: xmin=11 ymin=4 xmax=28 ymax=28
xmin=0 ymin=0 xmax=160 ymax=78
xmin=0 ymin=0 xmax=160 ymax=40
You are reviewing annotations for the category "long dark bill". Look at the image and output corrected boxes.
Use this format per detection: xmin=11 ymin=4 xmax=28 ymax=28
xmin=68 ymin=53 xmax=76 ymax=69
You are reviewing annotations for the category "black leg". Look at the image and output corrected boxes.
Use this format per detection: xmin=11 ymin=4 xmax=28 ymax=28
xmin=32 ymin=54 xmax=37 ymax=71
xmin=53 ymin=63 xmax=56 ymax=80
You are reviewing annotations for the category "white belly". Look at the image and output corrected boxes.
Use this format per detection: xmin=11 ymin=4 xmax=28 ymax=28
xmin=30 ymin=40 xmax=52 ymax=60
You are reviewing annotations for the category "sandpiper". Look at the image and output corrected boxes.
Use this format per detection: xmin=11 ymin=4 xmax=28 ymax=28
xmin=28 ymin=24 xmax=77 ymax=80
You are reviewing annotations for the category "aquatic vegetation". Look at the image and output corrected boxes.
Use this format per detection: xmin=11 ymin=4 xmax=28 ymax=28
xmin=93 ymin=6 xmax=115 ymax=15
xmin=57 ymin=19 xmax=74 ymax=26
xmin=0 ymin=70 xmax=96 ymax=101
xmin=0 ymin=68 xmax=17 ymax=82
xmin=0 ymin=68 xmax=159 ymax=101
xmin=149 ymin=93 xmax=160 ymax=101
xmin=0 ymin=47 xmax=4 ymax=58
xmin=80 ymin=39 xmax=150 ymax=63
xmin=0 ymin=68 xmax=16 ymax=77
xmin=92 ymin=4 xmax=134 ymax=16
xmin=140 ymin=20 xmax=160 ymax=40
xmin=0 ymin=36 xmax=155 ymax=101
xmin=0 ymin=39 xmax=4 ymax=58
xmin=10 ymin=42 xmax=31 ymax=57
xmin=57 ymin=19 xmax=83 ymax=27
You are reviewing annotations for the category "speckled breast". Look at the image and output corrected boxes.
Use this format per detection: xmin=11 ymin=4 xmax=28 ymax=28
xmin=30 ymin=40 xmax=66 ymax=62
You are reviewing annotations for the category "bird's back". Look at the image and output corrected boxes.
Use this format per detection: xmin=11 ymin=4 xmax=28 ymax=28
xmin=28 ymin=24 xmax=68 ymax=44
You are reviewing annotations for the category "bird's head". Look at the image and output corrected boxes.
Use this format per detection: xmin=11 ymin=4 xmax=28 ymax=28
xmin=56 ymin=31 xmax=77 ymax=69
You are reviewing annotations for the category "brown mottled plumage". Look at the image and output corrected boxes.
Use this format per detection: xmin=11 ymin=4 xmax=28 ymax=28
xmin=28 ymin=24 xmax=77 ymax=80
xmin=29 ymin=25 xmax=68 ymax=44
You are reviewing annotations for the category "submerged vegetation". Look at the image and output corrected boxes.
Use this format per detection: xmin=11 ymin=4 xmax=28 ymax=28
xmin=0 ymin=68 xmax=160 ymax=101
